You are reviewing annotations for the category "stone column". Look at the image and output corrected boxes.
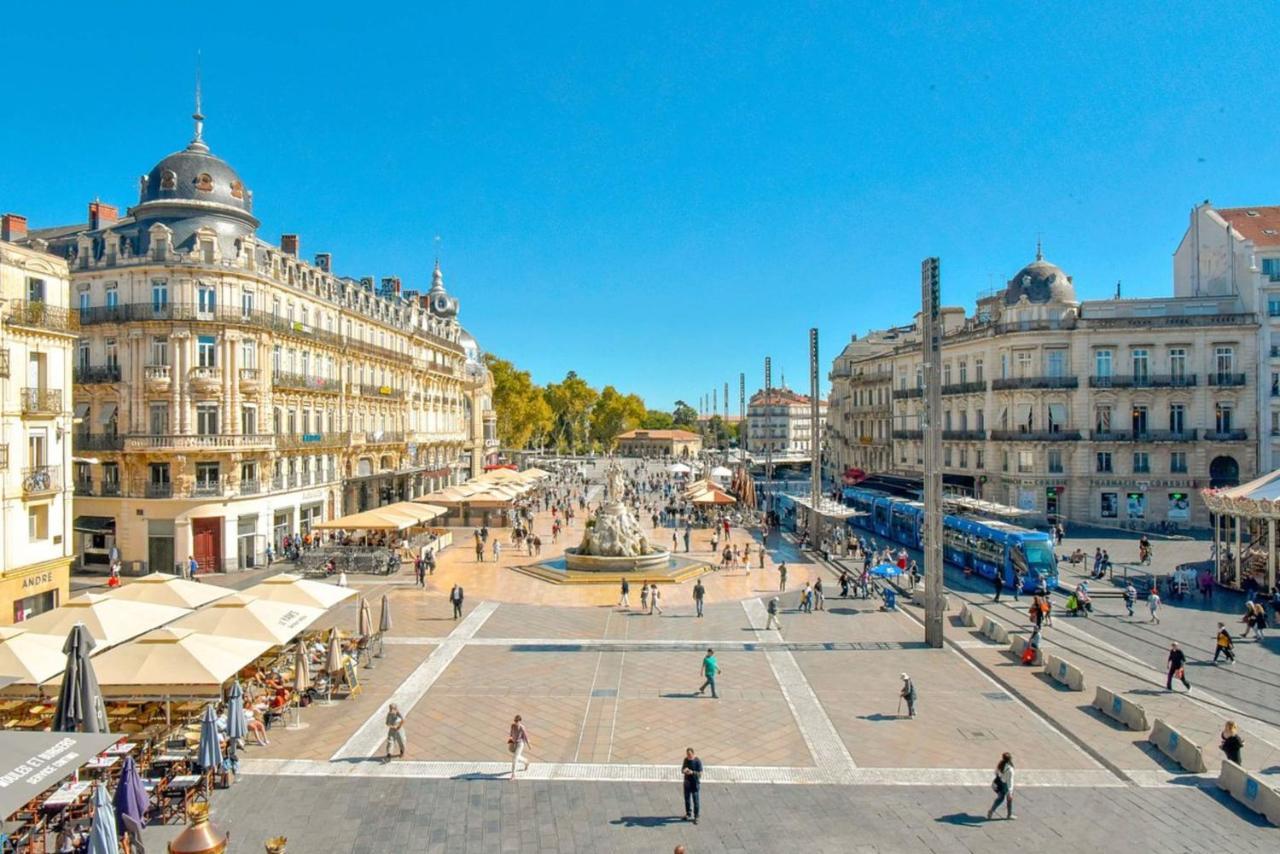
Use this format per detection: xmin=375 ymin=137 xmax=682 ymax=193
xmin=223 ymin=515 xmax=240 ymax=572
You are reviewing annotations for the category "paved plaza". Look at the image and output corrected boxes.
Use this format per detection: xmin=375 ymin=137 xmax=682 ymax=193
xmin=130 ymin=464 xmax=1278 ymax=851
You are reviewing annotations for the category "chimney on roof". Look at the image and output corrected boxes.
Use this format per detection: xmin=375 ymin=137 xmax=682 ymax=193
xmin=315 ymin=252 xmax=331 ymax=272
xmin=380 ymin=276 xmax=402 ymax=296
xmin=1 ymin=213 xmax=27 ymax=242
xmin=281 ymin=234 xmax=300 ymax=256
xmin=88 ymin=201 xmax=118 ymax=230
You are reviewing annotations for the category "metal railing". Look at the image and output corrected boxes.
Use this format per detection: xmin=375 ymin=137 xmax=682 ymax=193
xmin=124 ymin=433 xmax=275 ymax=451
xmin=1207 ymin=372 xmax=1247 ymax=387
xmin=891 ymin=387 xmax=923 ymax=400
xmin=358 ymin=383 xmax=406 ymax=400
xmin=891 ymin=429 xmax=923 ymax=440
xmin=5 ymin=300 xmax=79 ymax=333
xmin=240 ymin=479 xmax=262 ymax=496
xmin=74 ymin=433 xmax=124 ymax=451
xmin=1088 ymin=374 xmax=1197 ymax=389
xmin=21 ymin=388 xmax=62 ymax=416
xmin=991 ymin=376 xmax=1079 ymax=390
xmin=192 ymin=479 xmax=222 ymax=497
xmin=22 ymin=465 xmax=61 ymax=496
xmin=990 ymin=429 xmax=1082 ymax=441
xmin=144 ymin=481 xmax=173 ymax=499
xmin=942 ymin=429 xmax=987 ymax=440
xmin=1204 ymin=429 xmax=1249 ymax=441
xmin=74 ymin=365 xmax=122 ymax=384
xmin=941 ymin=381 xmax=987 ymax=396
xmin=364 ymin=431 xmax=405 ymax=444
xmin=272 ymin=371 xmax=341 ymax=393
xmin=74 ymin=478 xmax=94 ymax=495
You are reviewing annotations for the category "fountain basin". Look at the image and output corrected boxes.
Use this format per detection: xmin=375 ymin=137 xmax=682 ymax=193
xmin=563 ymin=545 xmax=672 ymax=573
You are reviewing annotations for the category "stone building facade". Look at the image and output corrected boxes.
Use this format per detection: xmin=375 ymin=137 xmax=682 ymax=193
xmin=22 ymin=114 xmax=495 ymax=574
xmin=745 ymin=387 xmax=827 ymax=463
xmin=827 ymin=249 xmax=1258 ymax=528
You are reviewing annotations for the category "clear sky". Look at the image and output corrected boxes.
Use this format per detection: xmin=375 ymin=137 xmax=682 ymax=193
xmin=1 ymin=2 xmax=1274 ymax=411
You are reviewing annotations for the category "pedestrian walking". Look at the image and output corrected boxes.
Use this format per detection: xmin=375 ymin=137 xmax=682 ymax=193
xmin=759 ymin=545 xmax=766 ymax=569
xmin=415 ymin=559 xmax=426 ymax=588
xmin=651 ymin=584 xmax=663 ymax=614
xmin=681 ymin=748 xmax=703 ymax=824
xmin=993 ymin=570 xmax=1004 ymax=603
xmin=1123 ymin=583 xmax=1136 ymax=617
xmin=899 ymin=673 xmax=917 ymax=718
xmin=492 ymin=540 xmax=502 ymax=562
xmin=475 ymin=538 xmax=485 ymax=562
xmin=693 ymin=579 xmax=705 ymax=618
xmin=766 ymin=596 xmax=782 ymax=632
xmin=698 ymin=648 xmax=719 ymax=698
xmin=986 ymin=752 xmax=1015 ymax=820
xmin=384 ymin=703 xmax=405 ymax=761
xmin=1147 ymin=587 xmax=1161 ymax=623
xmin=1214 ymin=623 xmax=1235 ymax=664
xmin=619 ymin=577 xmax=631 ymax=609
xmin=508 ymin=715 xmax=530 ymax=780
xmin=814 ymin=577 xmax=825 ymax=611
xmin=1250 ymin=601 xmax=1268 ymax=640
xmin=1220 ymin=720 xmax=1244 ymax=765
xmin=640 ymin=583 xmax=650 ymax=612
xmin=800 ymin=583 xmax=813 ymax=613
xmin=187 ymin=554 xmax=199 ymax=580
xmin=778 ymin=562 xmax=788 ymax=592
xmin=450 ymin=584 xmax=464 ymax=620
xmin=1166 ymin=641 xmax=1190 ymax=691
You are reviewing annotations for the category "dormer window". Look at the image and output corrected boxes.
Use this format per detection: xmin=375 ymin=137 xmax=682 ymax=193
xmin=161 ymin=170 xmax=177 ymax=190
xmin=229 ymin=179 xmax=244 ymax=199
xmin=195 ymin=173 xmax=214 ymax=192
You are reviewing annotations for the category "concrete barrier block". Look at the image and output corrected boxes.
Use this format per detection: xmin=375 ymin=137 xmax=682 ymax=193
xmin=1148 ymin=718 xmax=1207 ymax=773
xmin=1043 ymin=653 xmax=1085 ymax=691
xmin=1009 ymin=635 xmax=1043 ymax=666
xmin=1218 ymin=760 xmax=1280 ymax=826
xmin=1092 ymin=685 xmax=1148 ymax=731
xmin=958 ymin=602 xmax=976 ymax=627
xmin=980 ymin=616 xmax=1010 ymax=644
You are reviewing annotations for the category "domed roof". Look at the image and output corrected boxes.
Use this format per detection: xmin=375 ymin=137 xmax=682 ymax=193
xmin=1004 ymin=243 xmax=1077 ymax=306
xmin=140 ymin=143 xmax=251 ymax=214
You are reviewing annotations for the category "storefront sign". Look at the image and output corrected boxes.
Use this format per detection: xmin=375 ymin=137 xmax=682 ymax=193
xmin=302 ymin=433 xmax=322 ymax=443
xmin=1168 ymin=492 xmax=1190 ymax=521
xmin=21 ymin=572 xmax=53 ymax=590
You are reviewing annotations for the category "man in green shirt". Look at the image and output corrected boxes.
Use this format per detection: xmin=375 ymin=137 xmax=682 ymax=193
xmin=698 ymin=648 xmax=720 ymax=698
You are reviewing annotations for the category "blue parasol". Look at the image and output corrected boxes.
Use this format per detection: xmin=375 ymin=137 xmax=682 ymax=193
xmin=196 ymin=703 xmax=222 ymax=772
xmin=113 ymin=754 xmax=147 ymax=837
xmin=869 ymin=563 xmax=903 ymax=578
xmin=87 ymin=780 xmax=119 ymax=854
xmin=225 ymin=680 xmax=247 ymax=742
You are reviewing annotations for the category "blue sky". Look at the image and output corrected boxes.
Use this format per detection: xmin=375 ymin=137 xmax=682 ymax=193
xmin=1 ymin=2 xmax=1273 ymax=411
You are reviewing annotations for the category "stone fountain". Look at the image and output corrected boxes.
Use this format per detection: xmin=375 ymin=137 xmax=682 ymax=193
xmin=564 ymin=463 xmax=671 ymax=572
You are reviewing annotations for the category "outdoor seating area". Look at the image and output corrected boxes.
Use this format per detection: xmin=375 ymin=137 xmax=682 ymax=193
xmin=1202 ymin=469 xmax=1280 ymax=592
xmin=415 ymin=467 xmax=550 ymax=526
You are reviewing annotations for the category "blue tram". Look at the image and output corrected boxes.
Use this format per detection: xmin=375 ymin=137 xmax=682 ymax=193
xmin=844 ymin=487 xmax=1057 ymax=593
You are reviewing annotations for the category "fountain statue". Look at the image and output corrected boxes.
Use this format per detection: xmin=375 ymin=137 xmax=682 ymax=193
xmin=564 ymin=462 xmax=670 ymax=572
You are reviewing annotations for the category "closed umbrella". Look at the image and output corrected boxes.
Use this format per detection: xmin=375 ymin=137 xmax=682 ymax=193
xmin=195 ymin=703 xmax=222 ymax=773
xmin=291 ymin=638 xmax=310 ymax=728
xmin=113 ymin=755 xmax=147 ymax=840
xmin=226 ymin=680 xmax=247 ymax=742
xmin=357 ymin=597 xmax=375 ymax=670
xmin=54 ymin=623 xmax=108 ymax=733
xmin=375 ymin=595 xmax=392 ymax=659
xmin=321 ymin=628 xmax=343 ymax=704
xmin=87 ymin=780 xmax=119 ymax=854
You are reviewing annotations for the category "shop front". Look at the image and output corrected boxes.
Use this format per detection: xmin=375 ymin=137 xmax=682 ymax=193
xmin=2 ymin=556 xmax=70 ymax=625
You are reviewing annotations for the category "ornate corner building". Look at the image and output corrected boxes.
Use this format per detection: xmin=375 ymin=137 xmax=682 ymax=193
xmin=8 ymin=115 xmax=497 ymax=576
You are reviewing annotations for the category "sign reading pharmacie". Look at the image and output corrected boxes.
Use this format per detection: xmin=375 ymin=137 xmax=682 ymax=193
xmin=1092 ymin=478 xmax=1200 ymax=490
xmin=0 ymin=731 xmax=119 ymax=820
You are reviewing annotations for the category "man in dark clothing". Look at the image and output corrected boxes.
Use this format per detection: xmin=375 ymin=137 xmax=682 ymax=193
xmin=681 ymin=748 xmax=703 ymax=823
xmin=1166 ymin=642 xmax=1190 ymax=691
xmin=993 ymin=571 xmax=1005 ymax=603
xmin=450 ymin=584 xmax=464 ymax=620
xmin=692 ymin=580 xmax=705 ymax=618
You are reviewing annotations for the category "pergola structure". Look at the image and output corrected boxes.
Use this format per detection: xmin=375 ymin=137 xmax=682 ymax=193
xmin=1201 ymin=469 xmax=1280 ymax=592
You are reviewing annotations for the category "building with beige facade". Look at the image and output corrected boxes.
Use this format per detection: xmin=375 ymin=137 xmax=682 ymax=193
xmin=18 ymin=112 xmax=496 ymax=575
xmin=745 ymin=387 xmax=827 ymax=463
xmin=827 ymin=248 xmax=1258 ymax=528
xmin=0 ymin=221 xmax=76 ymax=621
xmin=615 ymin=428 xmax=703 ymax=458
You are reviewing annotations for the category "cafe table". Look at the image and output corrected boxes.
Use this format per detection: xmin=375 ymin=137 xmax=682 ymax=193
xmin=85 ymin=755 xmax=120 ymax=771
xmin=41 ymin=780 xmax=91 ymax=810
xmin=103 ymin=741 xmax=137 ymax=756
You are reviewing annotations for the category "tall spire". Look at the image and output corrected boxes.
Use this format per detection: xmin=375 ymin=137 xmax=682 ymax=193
xmin=189 ymin=51 xmax=208 ymax=152
xmin=1035 ymin=234 xmax=1043 ymax=261
xmin=429 ymin=258 xmax=445 ymax=294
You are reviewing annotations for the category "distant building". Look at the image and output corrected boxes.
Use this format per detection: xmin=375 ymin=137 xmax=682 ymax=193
xmin=615 ymin=429 xmax=702 ymax=458
xmin=746 ymin=387 xmax=827 ymax=462
xmin=0 ymin=226 xmax=76 ymax=622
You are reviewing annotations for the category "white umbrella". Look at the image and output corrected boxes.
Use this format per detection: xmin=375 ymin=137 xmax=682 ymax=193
xmin=668 ymin=463 xmax=691 ymax=474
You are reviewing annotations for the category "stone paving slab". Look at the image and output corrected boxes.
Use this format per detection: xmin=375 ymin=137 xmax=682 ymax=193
xmin=141 ymin=776 xmax=1280 ymax=853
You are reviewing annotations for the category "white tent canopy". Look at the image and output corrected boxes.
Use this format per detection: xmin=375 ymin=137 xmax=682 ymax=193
xmin=106 ymin=572 xmax=235 ymax=610
xmin=73 ymin=627 xmax=273 ymax=698
xmin=20 ymin=593 xmax=190 ymax=650
xmin=0 ymin=627 xmax=81 ymax=685
xmin=241 ymin=574 xmax=358 ymax=610
xmin=173 ymin=593 xmax=325 ymax=645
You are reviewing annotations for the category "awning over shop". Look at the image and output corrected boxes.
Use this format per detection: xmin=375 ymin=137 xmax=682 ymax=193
xmin=0 ymin=731 xmax=121 ymax=820
xmin=97 ymin=403 xmax=117 ymax=425
xmin=73 ymin=516 xmax=116 ymax=534
xmin=73 ymin=402 xmax=90 ymax=420
xmin=313 ymin=500 xmax=446 ymax=531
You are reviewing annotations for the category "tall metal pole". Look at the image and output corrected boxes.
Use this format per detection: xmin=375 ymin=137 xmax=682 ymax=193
xmin=808 ymin=328 xmax=821 ymax=547
xmin=921 ymin=257 xmax=945 ymax=648
xmin=764 ymin=357 xmax=773 ymax=505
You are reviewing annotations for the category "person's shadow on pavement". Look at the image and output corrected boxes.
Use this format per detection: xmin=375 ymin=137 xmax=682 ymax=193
xmin=612 ymin=815 xmax=687 ymax=828
xmin=935 ymin=812 xmax=988 ymax=826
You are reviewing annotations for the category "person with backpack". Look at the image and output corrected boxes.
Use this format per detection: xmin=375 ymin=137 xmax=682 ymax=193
xmin=986 ymin=752 xmax=1015 ymax=820
xmin=1213 ymin=623 xmax=1235 ymax=664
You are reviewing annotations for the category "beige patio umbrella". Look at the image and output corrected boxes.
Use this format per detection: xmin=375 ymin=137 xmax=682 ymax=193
xmin=291 ymin=638 xmax=311 ymax=729
xmin=375 ymin=594 xmax=392 ymax=659
xmin=0 ymin=627 xmax=82 ymax=686
xmin=106 ymin=572 xmax=235 ymax=610
xmin=172 ymin=593 xmax=324 ymax=645
xmin=76 ymin=628 xmax=272 ymax=698
xmin=21 ymin=593 xmax=191 ymax=650
xmin=356 ymin=597 xmax=372 ymax=638
xmin=319 ymin=627 xmax=344 ymax=705
xmin=241 ymin=574 xmax=358 ymax=610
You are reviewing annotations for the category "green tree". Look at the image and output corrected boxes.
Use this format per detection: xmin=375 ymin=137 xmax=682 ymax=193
xmin=672 ymin=400 xmax=698 ymax=429
xmin=544 ymin=371 xmax=599 ymax=453
xmin=641 ymin=409 xmax=675 ymax=429
xmin=590 ymin=386 xmax=647 ymax=449
xmin=484 ymin=354 xmax=553 ymax=450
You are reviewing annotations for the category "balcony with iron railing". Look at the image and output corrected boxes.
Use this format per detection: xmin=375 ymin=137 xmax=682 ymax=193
xmin=1092 ymin=429 xmax=1199 ymax=442
xmin=74 ymin=433 xmax=124 ymax=451
xmin=20 ymin=388 xmax=62 ymax=416
xmin=359 ymin=383 xmax=406 ymax=400
xmin=272 ymin=371 xmax=341 ymax=393
xmin=941 ymin=381 xmax=987 ymax=396
xmin=74 ymin=478 xmax=94 ymax=496
xmin=991 ymin=376 xmax=1079 ymax=390
xmin=892 ymin=387 xmax=923 ymax=400
xmin=891 ymin=429 xmax=923 ymax=440
xmin=1207 ymin=372 xmax=1247 ymax=387
xmin=240 ymin=479 xmax=262 ymax=496
xmin=364 ymin=431 xmax=406 ymax=444
xmin=5 ymin=300 xmax=79 ymax=334
xmin=272 ymin=474 xmax=285 ymax=491
xmin=0 ymin=444 xmax=7 ymax=471
xmin=192 ymin=479 xmax=223 ymax=497
xmin=942 ymin=429 xmax=987 ymax=441
xmin=277 ymin=432 xmax=351 ymax=449
xmin=74 ymin=365 xmax=122 ymax=384
xmin=1204 ymin=429 xmax=1249 ymax=441
xmin=124 ymin=433 xmax=276 ymax=452
xmin=22 ymin=465 xmax=60 ymax=497
xmin=990 ymin=429 xmax=1082 ymax=441
xmin=1088 ymin=374 xmax=1197 ymax=389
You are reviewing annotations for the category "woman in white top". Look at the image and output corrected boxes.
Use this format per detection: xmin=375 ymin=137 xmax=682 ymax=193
xmin=987 ymin=751 xmax=1015 ymax=820
xmin=509 ymin=715 xmax=530 ymax=780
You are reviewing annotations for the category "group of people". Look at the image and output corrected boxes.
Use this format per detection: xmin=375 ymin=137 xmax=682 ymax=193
xmin=617 ymin=578 xmax=665 ymax=614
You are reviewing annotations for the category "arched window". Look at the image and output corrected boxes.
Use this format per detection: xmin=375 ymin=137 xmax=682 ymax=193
xmin=194 ymin=173 xmax=213 ymax=192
